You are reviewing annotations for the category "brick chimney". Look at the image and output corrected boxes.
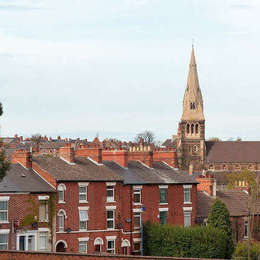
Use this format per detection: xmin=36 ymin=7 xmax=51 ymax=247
xmin=12 ymin=150 xmax=32 ymax=169
xmin=128 ymin=151 xmax=153 ymax=168
xmin=59 ymin=143 xmax=75 ymax=164
xmin=75 ymin=145 xmax=102 ymax=164
xmin=102 ymin=150 xmax=128 ymax=168
xmin=197 ymin=172 xmax=216 ymax=197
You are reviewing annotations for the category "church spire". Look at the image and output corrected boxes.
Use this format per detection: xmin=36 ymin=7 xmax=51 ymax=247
xmin=181 ymin=46 xmax=204 ymax=121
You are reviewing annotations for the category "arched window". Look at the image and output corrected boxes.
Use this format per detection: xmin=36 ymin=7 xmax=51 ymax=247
xmin=191 ymin=124 xmax=194 ymax=134
xmin=58 ymin=209 xmax=66 ymax=232
xmin=190 ymin=102 xmax=195 ymax=110
xmin=187 ymin=124 xmax=190 ymax=134
xmin=56 ymin=240 xmax=68 ymax=252
xmin=195 ymin=124 xmax=199 ymax=134
xmin=58 ymin=184 xmax=66 ymax=203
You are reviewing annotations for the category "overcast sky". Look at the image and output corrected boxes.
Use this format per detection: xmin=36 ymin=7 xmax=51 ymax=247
xmin=0 ymin=0 xmax=260 ymax=142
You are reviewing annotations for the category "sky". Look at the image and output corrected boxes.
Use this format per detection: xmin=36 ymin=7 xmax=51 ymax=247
xmin=1 ymin=0 xmax=260 ymax=142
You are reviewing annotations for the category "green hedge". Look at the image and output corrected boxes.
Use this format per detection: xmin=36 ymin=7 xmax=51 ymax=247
xmin=143 ymin=222 xmax=229 ymax=259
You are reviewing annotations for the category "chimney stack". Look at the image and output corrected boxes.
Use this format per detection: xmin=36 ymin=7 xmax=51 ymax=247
xmin=197 ymin=172 xmax=215 ymax=197
xmin=102 ymin=150 xmax=128 ymax=168
xmin=12 ymin=150 xmax=32 ymax=169
xmin=75 ymin=145 xmax=102 ymax=164
xmin=59 ymin=143 xmax=75 ymax=164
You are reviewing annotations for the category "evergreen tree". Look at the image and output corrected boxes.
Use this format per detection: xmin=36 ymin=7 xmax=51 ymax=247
xmin=207 ymin=199 xmax=234 ymax=258
xmin=0 ymin=102 xmax=10 ymax=180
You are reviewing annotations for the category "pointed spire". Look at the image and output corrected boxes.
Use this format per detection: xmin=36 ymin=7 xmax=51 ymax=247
xmin=190 ymin=45 xmax=196 ymax=66
xmin=181 ymin=46 xmax=204 ymax=121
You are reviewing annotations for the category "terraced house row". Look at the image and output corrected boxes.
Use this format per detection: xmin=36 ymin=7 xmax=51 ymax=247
xmin=0 ymin=144 xmax=197 ymax=254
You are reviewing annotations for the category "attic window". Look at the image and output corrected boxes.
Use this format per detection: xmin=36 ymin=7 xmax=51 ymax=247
xmin=209 ymin=165 xmax=214 ymax=170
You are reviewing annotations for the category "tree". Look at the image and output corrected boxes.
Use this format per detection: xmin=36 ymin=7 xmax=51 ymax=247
xmin=0 ymin=103 xmax=10 ymax=180
xmin=207 ymin=137 xmax=222 ymax=142
xmin=207 ymin=199 xmax=234 ymax=258
xmin=134 ymin=130 xmax=155 ymax=144
xmin=227 ymin=170 xmax=260 ymax=260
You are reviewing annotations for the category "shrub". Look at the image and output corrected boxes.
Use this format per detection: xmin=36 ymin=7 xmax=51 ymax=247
xmin=234 ymin=242 xmax=260 ymax=260
xmin=143 ymin=221 xmax=228 ymax=259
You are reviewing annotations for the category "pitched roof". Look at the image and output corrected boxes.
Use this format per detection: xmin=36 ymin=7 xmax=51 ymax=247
xmin=197 ymin=190 xmax=260 ymax=219
xmin=0 ymin=164 xmax=55 ymax=193
xmin=103 ymin=160 xmax=197 ymax=185
xmin=33 ymin=155 xmax=124 ymax=182
xmin=206 ymin=141 xmax=260 ymax=163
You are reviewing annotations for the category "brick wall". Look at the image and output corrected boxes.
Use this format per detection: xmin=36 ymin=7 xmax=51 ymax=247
xmin=0 ymin=251 xmax=219 ymax=260
xmin=0 ymin=193 xmax=53 ymax=251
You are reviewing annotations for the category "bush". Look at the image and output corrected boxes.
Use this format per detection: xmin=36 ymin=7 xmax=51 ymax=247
xmin=143 ymin=221 xmax=228 ymax=259
xmin=207 ymin=199 xmax=234 ymax=258
xmin=234 ymin=242 xmax=260 ymax=260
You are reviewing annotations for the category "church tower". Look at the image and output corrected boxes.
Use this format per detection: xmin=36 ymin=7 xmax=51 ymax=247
xmin=177 ymin=46 xmax=205 ymax=170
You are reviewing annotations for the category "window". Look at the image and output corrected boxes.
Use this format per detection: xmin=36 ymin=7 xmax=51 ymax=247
xmin=58 ymin=210 xmax=65 ymax=232
xmin=0 ymin=233 xmax=8 ymax=250
xmin=38 ymin=232 xmax=48 ymax=251
xmin=160 ymin=211 xmax=167 ymax=224
xmin=107 ymin=186 xmax=114 ymax=202
xmin=79 ymin=210 xmax=88 ymax=231
xmin=195 ymin=124 xmax=199 ymax=134
xmin=187 ymin=124 xmax=190 ymax=134
xmin=191 ymin=124 xmax=194 ymax=134
xmin=107 ymin=210 xmax=114 ymax=229
xmin=244 ymin=219 xmax=248 ymax=237
xmin=58 ymin=184 xmax=66 ymax=203
xmin=107 ymin=239 xmax=115 ymax=254
xmin=134 ymin=213 xmax=141 ymax=229
xmin=79 ymin=241 xmax=87 ymax=253
xmin=133 ymin=187 xmax=142 ymax=204
xmin=183 ymin=185 xmax=191 ymax=203
xmin=39 ymin=200 xmax=48 ymax=222
xmin=160 ymin=188 xmax=168 ymax=204
xmin=79 ymin=183 xmax=88 ymax=203
xmin=0 ymin=201 xmax=8 ymax=222
xmin=193 ymin=145 xmax=197 ymax=152
xmin=184 ymin=211 xmax=191 ymax=227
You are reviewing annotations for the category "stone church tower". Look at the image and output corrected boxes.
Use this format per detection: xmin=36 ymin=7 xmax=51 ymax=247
xmin=177 ymin=46 xmax=205 ymax=170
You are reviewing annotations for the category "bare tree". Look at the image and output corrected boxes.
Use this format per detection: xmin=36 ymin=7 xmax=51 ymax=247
xmin=207 ymin=137 xmax=222 ymax=142
xmin=134 ymin=130 xmax=155 ymax=144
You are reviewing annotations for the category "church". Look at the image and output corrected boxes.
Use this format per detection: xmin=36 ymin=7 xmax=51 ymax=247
xmin=166 ymin=46 xmax=260 ymax=172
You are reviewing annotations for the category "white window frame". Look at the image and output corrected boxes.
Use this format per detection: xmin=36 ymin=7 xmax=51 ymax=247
xmin=159 ymin=185 xmax=168 ymax=204
xmin=78 ymin=183 xmax=89 ymax=203
xmin=78 ymin=207 xmax=89 ymax=231
xmin=133 ymin=238 xmax=141 ymax=252
xmin=78 ymin=237 xmax=89 ymax=253
xmin=38 ymin=231 xmax=48 ymax=251
xmin=57 ymin=184 xmax=66 ymax=203
xmin=183 ymin=207 xmax=192 ymax=227
xmin=183 ymin=185 xmax=192 ymax=204
xmin=106 ymin=183 xmax=115 ymax=202
xmin=133 ymin=212 xmax=141 ymax=229
xmin=0 ymin=229 xmax=9 ymax=250
xmin=133 ymin=186 xmax=142 ymax=204
xmin=106 ymin=210 xmax=115 ymax=230
xmin=106 ymin=236 xmax=116 ymax=254
xmin=57 ymin=209 xmax=66 ymax=232
xmin=38 ymin=198 xmax=49 ymax=222
xmin=0 ymin=197 xmax=9 ymax=223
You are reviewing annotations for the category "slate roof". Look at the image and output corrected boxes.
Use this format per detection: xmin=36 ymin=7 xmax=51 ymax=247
xmin=206 ymin=141 xmax=260 ymax=163
xmin=33 ymin=155 xmax=124 ymax=182
xmin=103 ymin=160 xmax=197 ymax=185
xmin=0 ymin=164 xmax=55 ymax=193
xmin=162 ymin=138 xmax=177 ymax=149
xmin=197 ymin=190 xmax=260 ymax=220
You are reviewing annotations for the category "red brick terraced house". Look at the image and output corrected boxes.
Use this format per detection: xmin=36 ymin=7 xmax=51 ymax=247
xmin=0 ymin=150 xmax=55 ymax=252
xmin=19 ymin=144 xmax=198 ymax=255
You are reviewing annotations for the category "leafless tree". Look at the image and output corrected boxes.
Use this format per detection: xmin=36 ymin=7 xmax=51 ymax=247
xmin=134 ymin=130 xmax=155 ymax=144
